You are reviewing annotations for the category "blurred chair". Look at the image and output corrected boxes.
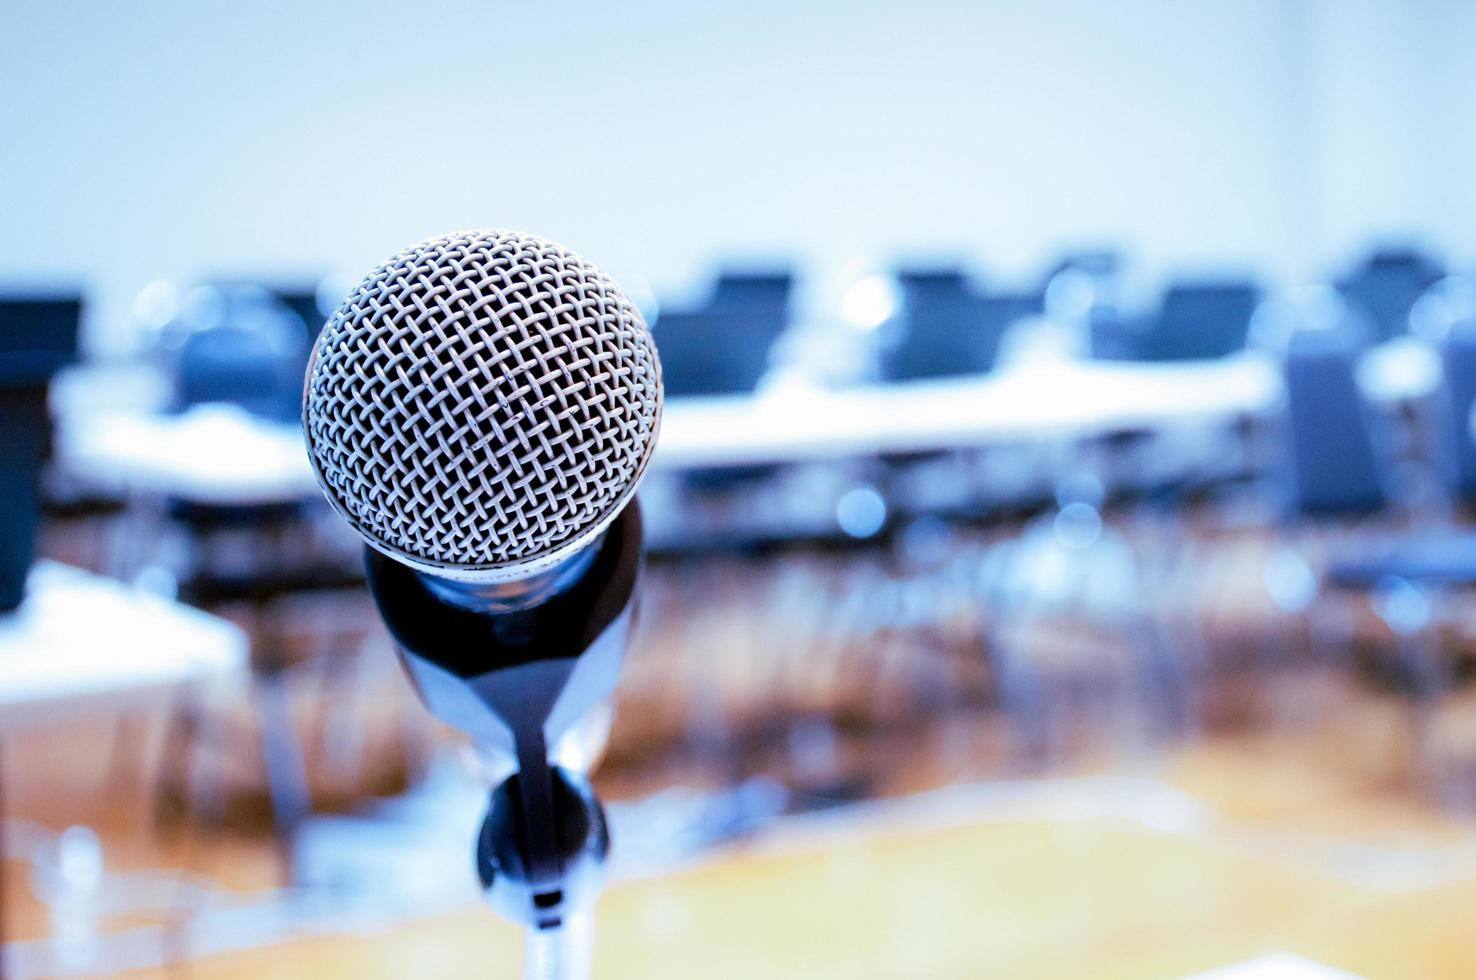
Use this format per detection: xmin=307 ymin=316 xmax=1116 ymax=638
xmin=702 ymin=266 xmax=794 ymax=385
xmin=1336 ymin=247 xmax=1444 ymax=345
xmin=710 ymin=269 xmax=794 ymax=316
xmin=880 ymin=293 xmax=1018 ymax=383
xmin=980 ymin=485 xmax=1182 ymax=769
xmin=1273 ymin=324 xmax=1476 ymax=803
xmin=175 ymin=326 xmax=297 ymax=419
xmin=1148 ymin=281 xmax=1261 ymax=361
xmin=647 ymin=293 xmax=799 ymax=553
xmin=1081 ymin=280 xmax=1261 ymax=515
xmin=1236 ymin=325 xmax=1393 ymax=724
xmin=652 ymin=309 xmax=782 ymax=398
xmin=1282 ymin=327 xmax=1392 ymax=517
xmin=172 ymin=288 xmax=308 ymax=424
xmin=1436 ymin=317 xmax=1476 ymax=506
xmin=654 ymin=264 xmax=796 ymax=398
xmin=867 ymin=288 xmax=1042 ymax=539
xmin=1093 ymin=281 xmax=1261 ymax=362
xmin=0 ymin=292 xmax=83 ymax=444
xmin=863 ymin=294 xmax=1016 ymax=537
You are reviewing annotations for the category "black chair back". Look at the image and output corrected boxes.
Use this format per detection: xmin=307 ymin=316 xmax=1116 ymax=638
xmin=710 ymin=271 xmax=793 ymax=314
xmin=881 ymin=293 xmax=1018 ymax=382
xmin=894 ymin=267 xmax=970 ymax=304
xmin=1282 ymin=328 xmax=1390 ymax=517
xmin=1336 ymin=249 xmax=1443 ymax=344
xmin=1143 ymin=282 xmax=1260 ymax=361
xmin=1438 ymin=318 xmax=1476 ymax=501
xmin=653 ymin=310 xmax=781 ymax=397
xmin=176 ymin=324 xmax=298 ymax=420
xmin=174 ymin=290 xmax=307 ymax=422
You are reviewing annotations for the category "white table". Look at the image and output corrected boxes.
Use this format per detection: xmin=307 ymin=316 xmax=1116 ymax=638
xmin=55 ymin=403 xmax=318 ymax=507
xmin=52 ymin=341 xmax=1445 ymax=490
xmin=0 ymin=561 xmax=248 ymax=729
xmin=653 ymin=340 xmax=1442 ymax=472
xmin=0 ymin=562 xmax=248 ymax=959
xmin=653 ymin=355 xmax=1281 ymax=471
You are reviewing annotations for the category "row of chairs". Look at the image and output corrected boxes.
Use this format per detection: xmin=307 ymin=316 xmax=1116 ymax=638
xmin=650 ymin=271 xmax=795 ymax=397
xmin=5 ymin=243 xmax=1444 ymax=424
xmin=652 ymin=245 xmax=1447 ymax=398
xmin=638 ymin=308 xmax=1476 ymax=794
xmin=4 ymin=243 xmax=1450 ymax=586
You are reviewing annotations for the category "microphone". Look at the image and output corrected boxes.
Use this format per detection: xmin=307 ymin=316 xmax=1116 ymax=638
xmin=301 ymin=230 xmax=662 ymax=940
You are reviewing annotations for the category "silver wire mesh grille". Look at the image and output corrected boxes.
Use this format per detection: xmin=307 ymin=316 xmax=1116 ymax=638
xmin=303 ymin=230 xmax=662 ymax=575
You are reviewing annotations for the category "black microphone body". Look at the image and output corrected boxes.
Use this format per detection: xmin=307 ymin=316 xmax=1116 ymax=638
xmin=363 ymin=503 xmax=644 ymax=929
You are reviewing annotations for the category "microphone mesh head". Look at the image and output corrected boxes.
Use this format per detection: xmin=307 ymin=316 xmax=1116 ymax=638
xmin=303 ymin=230 xmax=662 ymax=581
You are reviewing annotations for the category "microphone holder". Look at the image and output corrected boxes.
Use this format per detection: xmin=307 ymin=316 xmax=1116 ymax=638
xmin=363 ymin=504 xmax=644 ymax=977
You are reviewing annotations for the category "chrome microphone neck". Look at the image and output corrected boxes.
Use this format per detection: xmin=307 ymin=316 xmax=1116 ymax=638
xmin=417 ymin=538 xmax=603 ymax=614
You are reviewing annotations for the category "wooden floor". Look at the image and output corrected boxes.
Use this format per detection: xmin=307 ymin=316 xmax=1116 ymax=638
xmin=5 ymin=696 xmax=1476 ymax=979
xmin=156 ymin=807 xmax=1476 ymax=980
xmin=12 ymin=518 xmax=1476 ymax=977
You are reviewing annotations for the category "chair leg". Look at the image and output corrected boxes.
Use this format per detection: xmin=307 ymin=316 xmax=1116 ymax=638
xmin=1371 ymin=581 xmax=1459 ymax=807
xmin=1398 ymin=614 xmax=1462 ymax=805
xmin=317 ymin=642 xmax=366 ymax=788
xmin=253 ymin=670 xmax=312 ymax=872
xmin=153 ymin=692 xmax=197 ymax=828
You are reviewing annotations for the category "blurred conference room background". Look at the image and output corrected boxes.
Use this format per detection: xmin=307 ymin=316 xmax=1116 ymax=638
xmin=6 ymin=0 xmax=1476 ymax=977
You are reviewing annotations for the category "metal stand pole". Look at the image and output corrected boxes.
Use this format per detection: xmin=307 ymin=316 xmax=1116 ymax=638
xmin=523 ymin=913 xmax=592 ymax=980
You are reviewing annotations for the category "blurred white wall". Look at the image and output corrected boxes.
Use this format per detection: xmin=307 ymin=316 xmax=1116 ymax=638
xmin=1300 ymin=0 xmax=1459 ymax=266
xmin=0 ymin=0 xmax=1471 ymax=354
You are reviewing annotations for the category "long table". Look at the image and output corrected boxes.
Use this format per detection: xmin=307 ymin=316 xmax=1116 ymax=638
xmin=0 ymin=561 xmax=247 ymax=729
xmin=0 ymin=561 xmax=248 ymax=962
xmin=53 ymin=340 xmax=1441 ymax=501
xmin=655 ymin=338 xmax=1438 ymax=471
